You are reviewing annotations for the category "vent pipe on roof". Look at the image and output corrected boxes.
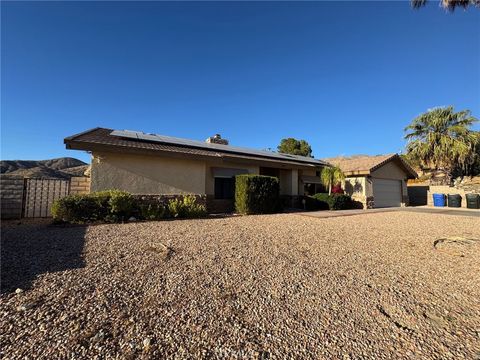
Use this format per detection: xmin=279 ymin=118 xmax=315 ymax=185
xmin=206 ymin=134 xmax=229 ymax=145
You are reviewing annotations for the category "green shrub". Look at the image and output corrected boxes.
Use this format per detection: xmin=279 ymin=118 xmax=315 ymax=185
xmin=108 ymin=190 xmax=135 ymax=219
xmin=312 ymin=193 xmax=334 ymax=208
xmin=235 ymin=175 xmax=282 ymax=214
xmin=167 ymin=195 xmax=207 ymax=218
xmin=330 ymin=194 xmax=353 ymax=210
xmin=52 ymin=191 xmax=207 ymax=224
xmin=52 ymin=190 xmax=133 ymax=223
xmin=139 ymin=203 xmax=168 ymax=220
xmin=304 ymin=196 xmax=329 ymax=211
xmin=52 ymin=193 xmax=108 ymax=223
xmin=312 ymin=193 xmax=355 ymax=210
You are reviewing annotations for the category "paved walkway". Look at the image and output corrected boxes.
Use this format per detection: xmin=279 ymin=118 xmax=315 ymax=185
xmin=295 ymin=206 xmax=480 ymax=219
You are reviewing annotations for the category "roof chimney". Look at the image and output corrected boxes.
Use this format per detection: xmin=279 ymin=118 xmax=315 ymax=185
xmin=206 ymin=134 xmax=228 ymax=145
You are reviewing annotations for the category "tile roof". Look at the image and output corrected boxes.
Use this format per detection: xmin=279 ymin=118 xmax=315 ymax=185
xmin=65 ymin=128 xmax=328 ymax=168
xmin=323 ymin=154 xmax=417 ymax=178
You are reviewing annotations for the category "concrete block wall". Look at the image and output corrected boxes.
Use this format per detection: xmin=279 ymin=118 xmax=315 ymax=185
xmin=427 ymin=186 xmax=477 ymax=208
xmin=1 ymin=177 xmax=25 ymax=219
xmin=69 ymin=177 xmax=91 ymax=195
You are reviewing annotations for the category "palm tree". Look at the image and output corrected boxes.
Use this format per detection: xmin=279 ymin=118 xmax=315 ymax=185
xmin=320 ymin=165 xmax=345 ymax=195
xmin=404 ymin=106 xmax=478 ymax=184
xmin=411 ymin=0 xmax=480 ymax=11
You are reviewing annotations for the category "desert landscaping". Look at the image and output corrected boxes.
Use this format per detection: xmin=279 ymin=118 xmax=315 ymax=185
xmin=1 ymin=212 xmax=479 ymax=359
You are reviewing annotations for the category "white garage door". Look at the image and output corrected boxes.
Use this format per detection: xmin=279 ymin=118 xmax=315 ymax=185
xmin=372 ymin=179 xmax=402 ymax=208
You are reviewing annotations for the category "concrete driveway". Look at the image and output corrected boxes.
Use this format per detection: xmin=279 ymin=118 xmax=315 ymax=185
xmin=296 ymin=206 xmax=480 ymax=219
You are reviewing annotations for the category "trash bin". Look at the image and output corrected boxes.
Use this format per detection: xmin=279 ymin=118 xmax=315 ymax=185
xmin=433 ymin=193 xmax=446 ymax=207
xmin=447 ymin=194 xmax=462 ymax=208
xmin=466 ymin=193 xmax=480 ymax=209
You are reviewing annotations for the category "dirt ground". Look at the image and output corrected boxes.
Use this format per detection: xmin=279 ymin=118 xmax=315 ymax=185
xmin=1 ymin=212 xmax=479 ymax=359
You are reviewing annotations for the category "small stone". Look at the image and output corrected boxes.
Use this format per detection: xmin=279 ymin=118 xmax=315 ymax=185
xmin=128 ymin=217 xmax=136 ymax=222
xmin=15 ymin=288 xmax=23 ymax=294
xmin=143 ymin=338 xmax=151 ymax=349
xmin=91 ymin=329 xmax=106 ymax=343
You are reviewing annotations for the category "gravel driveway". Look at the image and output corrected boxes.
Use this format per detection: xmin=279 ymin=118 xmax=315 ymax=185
xmin=1 ymin=212 xmax=479 ymax=359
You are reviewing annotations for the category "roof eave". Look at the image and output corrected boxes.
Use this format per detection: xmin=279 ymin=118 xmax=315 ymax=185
xmin=64 ymin=127 xmax=102 ymax=142
xmin=65 ymin=139 xmax=327 ymax=169
xmin=344 ymin=170 xmax=371 ymax=177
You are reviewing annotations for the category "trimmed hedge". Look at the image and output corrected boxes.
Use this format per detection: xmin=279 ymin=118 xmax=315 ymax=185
xmin=304 ymin=196 xmax=330 ymax=211
xmin=235 ymin=175 xmax=282 ymax=214
xmin=52 ymin=191 xmax=206 ymax=223
xmin=311 ymin=193 xmax=358 ymax=210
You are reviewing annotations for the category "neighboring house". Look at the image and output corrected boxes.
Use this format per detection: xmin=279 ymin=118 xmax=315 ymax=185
xmin=323 ymin=154 xmax=417 ymax=208
xmin=64 ymin=128 xmax=329 ymax=212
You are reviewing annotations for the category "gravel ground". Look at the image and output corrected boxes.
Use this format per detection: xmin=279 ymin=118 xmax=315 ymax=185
xmin=1 ymin=212 xmax=479 ymax=359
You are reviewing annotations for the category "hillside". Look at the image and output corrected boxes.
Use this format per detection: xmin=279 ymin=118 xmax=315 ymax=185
xmin=0 ymin=157 xmax=89 ymax=179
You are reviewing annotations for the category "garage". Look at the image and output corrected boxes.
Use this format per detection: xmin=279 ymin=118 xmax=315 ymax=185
xmin=372 ymin=178 xmax=402 ymax=208
xmin=323 ymin=154 xmax=418 ymax=209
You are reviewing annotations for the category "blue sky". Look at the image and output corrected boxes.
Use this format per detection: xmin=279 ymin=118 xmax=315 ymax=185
xmin=1 ymin=1 xmax=479 ymax=163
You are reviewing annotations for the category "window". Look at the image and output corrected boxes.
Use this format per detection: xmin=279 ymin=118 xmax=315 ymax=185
xmin=214 ymin=177 xmax=235 ymax=199
xmin=304 ymin=183 xmax=327 ymax=195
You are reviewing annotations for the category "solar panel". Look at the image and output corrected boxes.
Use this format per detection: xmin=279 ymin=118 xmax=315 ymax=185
xmin=110 ymin=129 xmax=327 ymax=166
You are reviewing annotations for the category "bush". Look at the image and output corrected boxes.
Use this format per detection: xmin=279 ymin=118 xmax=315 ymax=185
xmin=53 ymin=190 xmax=135 ymax=223
xmin=167 ymin=195 xmax=207 ymax=218
xmin=312 ymin=193 xmax=334 ymax=208
xmin=312 ymin=193 xmax=355 ymax=210
xmin=330 ymin=194 xmax=353 ymax=210
xmin=52 ymin=190 xmax=116 ymax=223
xmin=304 ymin=196 xmax=329 ymax=211
xmin=52 ymin=191 xmax=207 ymax=224
xmin=139 ymin=203 xmax=168 ymax=220
xmin=235 ymin=175 xmax=282 ymax=214
xmin=108 ymin=190 xmax=135 ymax=220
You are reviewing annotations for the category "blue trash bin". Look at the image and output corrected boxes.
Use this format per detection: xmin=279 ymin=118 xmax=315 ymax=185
xmin=433 ymin=193 xmax=446 ymax=207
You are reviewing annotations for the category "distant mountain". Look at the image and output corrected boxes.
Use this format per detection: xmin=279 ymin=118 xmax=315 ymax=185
xmin=0 ymin=157 xmax=89 ymax=179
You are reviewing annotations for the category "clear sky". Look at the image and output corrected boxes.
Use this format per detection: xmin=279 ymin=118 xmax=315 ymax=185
xmin=1 ymin=1 xmax=479 ymax=163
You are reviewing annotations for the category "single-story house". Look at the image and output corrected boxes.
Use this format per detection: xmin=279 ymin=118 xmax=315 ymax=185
xmin=65 ymin=128 xmax=330 ymax=212
xmin=323 ymin=154 xmax=418 ymax=208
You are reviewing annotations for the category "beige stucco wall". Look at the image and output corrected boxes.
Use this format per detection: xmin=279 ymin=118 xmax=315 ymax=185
xmin=301 ymin=169 xmax=316 ymax=177
xmin=205 ymin=161 xmax=259 ymax=195
xmin=279 ymin=169 xmax=298 ymax=196
xmin=370 ymin=161 xmax=408 ymax=180
xmin=344 ymin=176 xmax=366 ymax=198
xmin=91 ymin=152 xmax=206 ymax=194
xmin=91 ymin=150 xmax=320 ymax=199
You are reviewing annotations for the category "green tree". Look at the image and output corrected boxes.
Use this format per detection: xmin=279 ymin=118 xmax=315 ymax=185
xmin=404 ymin=106 xmax=478 ymax=184
xmin=320 ymin=165 xmax=345 ymax=195
xmin=463 ymin=132 xmax=480 ymax=176
xmin=411 ymin=0 xmax=480 ymax=11
xmin=277 ymin=138 xmax=313 ymax=158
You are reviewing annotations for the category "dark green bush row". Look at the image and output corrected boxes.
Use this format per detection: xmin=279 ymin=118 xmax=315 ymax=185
xmin=235 ymin=175 xmax=282 ymax=214
xmin=52 ymin=191 xmax=206 ymax=224
xmin=303 ymin=195 xmax=329 ymax=211
xmin=306 ymin=193 xmax=362 ymax=211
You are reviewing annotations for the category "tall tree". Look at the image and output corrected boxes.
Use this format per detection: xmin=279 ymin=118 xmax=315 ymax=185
xmin=277 ymin=138 xmax=313 ymax=158
xmin=404 ymin=106 xmax=478 ymax=184
xmin=320 ymin=165 xmax=345 ymax=195
xmin=411 ymin=0 xmax=480 ymax=11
